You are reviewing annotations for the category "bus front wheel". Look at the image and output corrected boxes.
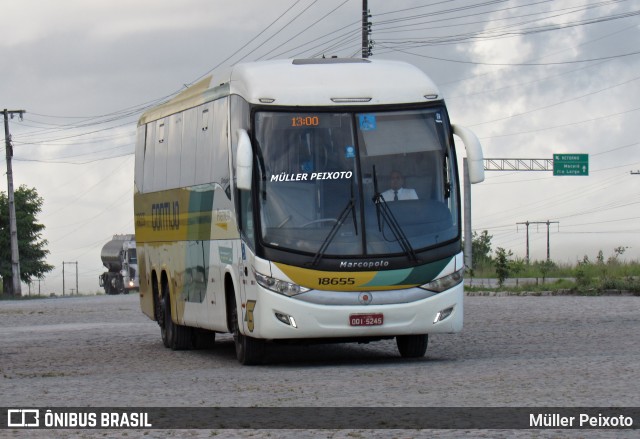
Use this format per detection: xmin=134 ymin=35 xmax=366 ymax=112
xmin=229 ymin=293 xmax=264 ymax=365
xmin=396 ymin=334 xmax=428 ymax=358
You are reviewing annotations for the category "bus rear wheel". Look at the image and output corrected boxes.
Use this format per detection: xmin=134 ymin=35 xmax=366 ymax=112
xmin=396 ymin=334 xmax=428 ymax=358
xmin=229 ymin=293 xmax=264 ymax=365
xmin=161 ymin=285 xmax=192 ymax=350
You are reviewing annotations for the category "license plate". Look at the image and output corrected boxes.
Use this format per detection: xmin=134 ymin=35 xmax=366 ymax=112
xmin=349 ymin=313 xmax=383 ymax=326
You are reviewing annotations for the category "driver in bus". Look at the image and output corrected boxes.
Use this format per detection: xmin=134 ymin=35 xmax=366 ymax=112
xmin=381 ymin=170 xmax=418 ymax=201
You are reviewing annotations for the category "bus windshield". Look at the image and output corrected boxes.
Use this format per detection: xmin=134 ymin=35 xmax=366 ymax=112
xmin=254 ymin=108 xmax=458 ymax=258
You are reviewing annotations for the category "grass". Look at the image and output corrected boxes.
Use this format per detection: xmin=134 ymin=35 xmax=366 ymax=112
xmin=466 ymin=259 xmax=640 ymax=295
xmin=0 ymin=290 xmax=109 ymax=300
xmin=470 ymin=259 xmax=640 ymax=278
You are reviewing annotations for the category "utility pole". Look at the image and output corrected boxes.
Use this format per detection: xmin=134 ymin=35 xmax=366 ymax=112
xmin=517 ymin=220 xmax=559 ymax=262
xmin=3 ymin=109 xmax=25 ymax=297
xmin=62 ymin=261 xmax=79 ymax=296
xmin=362 ymin=0 xmax=372 ymax=58
xmin=516 ymin=221 xmax=531 ymax=263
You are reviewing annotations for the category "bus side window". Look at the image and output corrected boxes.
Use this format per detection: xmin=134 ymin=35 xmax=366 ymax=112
xmin=166 ymin=113 xmax=183 ymax=189
xmin=134 ymin=125 xmax=146 ymax=192
xmin=195 ymin=103 xmax=214 ymax=184
xmin=153 ymin=119 xmax=168 ymax=190
xmin=180 ymin=108 xmax=198 ymax=187
xmin=142 ymin=123 xmax=156 ymax=192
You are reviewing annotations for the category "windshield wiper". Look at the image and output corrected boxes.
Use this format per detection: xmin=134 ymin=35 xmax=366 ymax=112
xmin=372 ymin=166 xmax=420 ymax=263
xmin=310 ymin=179 xmax=358 ymax=267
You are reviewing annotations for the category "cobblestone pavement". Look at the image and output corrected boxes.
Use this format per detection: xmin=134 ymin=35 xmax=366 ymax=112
xmin=1 ymin=294 xmax=638 ymax=438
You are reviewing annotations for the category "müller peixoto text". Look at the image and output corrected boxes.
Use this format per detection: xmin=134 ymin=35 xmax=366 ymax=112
xmin=530 ymin=412 xmax=634 ymax=428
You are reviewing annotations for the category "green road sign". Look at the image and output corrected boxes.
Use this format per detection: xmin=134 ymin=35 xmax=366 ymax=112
xmin=553 ymin=153 xmax=588 ymax=176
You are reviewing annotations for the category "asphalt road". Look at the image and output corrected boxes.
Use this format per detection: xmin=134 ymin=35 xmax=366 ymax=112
xmin=1 ymin=293 xmax=638 ymax=438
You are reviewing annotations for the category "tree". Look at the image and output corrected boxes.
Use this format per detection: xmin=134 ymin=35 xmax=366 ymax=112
xmin=607 ymin=246 xmax=628 ymax=265
xmin=494 ymin=247 xmax=512 ymax=287
xmin=510 ymin=257 xmax=526 ymax=287
xmin=534 ymin=259 xmax=556 ymax=284
xmin=462 ymin=230 xmax=493 ymax=276
xmin=471 ymin=230 xmax=493 ymax=263
xmin=0 ymin=185 xmax=54 ymax=296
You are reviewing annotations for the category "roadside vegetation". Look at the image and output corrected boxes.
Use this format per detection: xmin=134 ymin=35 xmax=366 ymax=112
xmin=0 ymin=186 xmax=53 ymax=297
xmin=465 ymin=231 xmax=640 ymax=295
xmin=0 ymin=290 xmax=110 ymax=300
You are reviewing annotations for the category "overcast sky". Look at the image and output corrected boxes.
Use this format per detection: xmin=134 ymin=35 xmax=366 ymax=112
xmin=2 ymin=0 xmax=640 ymax=294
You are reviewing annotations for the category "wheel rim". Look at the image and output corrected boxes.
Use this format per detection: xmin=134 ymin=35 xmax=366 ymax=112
xmin=230 ymin=297 xmax=245 ymax=360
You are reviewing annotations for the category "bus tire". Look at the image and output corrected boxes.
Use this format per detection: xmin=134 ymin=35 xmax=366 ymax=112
xmin=159 ymin=291 xmax=169 ymax=348
xmin=162 ymin=285 xmax=192 ymax=350
xmin=193 ymin=329 xmax=216 ymax=350
xmin=229 ymin=292 xmax=264 ymax=365
xmin=396 ymin=334 xmax=428 ymax=358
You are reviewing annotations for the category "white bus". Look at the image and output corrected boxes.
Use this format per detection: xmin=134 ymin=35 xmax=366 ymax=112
xmin=134 ymin=58 xmax=484 ymax=364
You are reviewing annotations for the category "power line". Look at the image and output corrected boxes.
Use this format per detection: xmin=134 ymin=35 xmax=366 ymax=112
xmin=479 ymin=108 xmax=640 ymax=140
xmin=230 ymin=0 xmax=321 ymax=64
xmin=374 ymin=0 xmax=577 ymax=34
xmin=14 ymin=150 xmax=132 ymax=165
xmin=467 ymin=73 xmax=640 ymax=127
xmin=438 ymin=18 xmax=637 ymax=89
xmin=186 ymin=0 xmax=310 ymax=84
xmin=268 ymin=21 xmax=360 ymax=60
xmin=374 ymin=0 xmax=633 ymax=44
xmin=373 ymin=1 xmax=636 ymax=47
xmin=382 ymin=44 xmax=640 ymax=66
xmin=375 ymin=0 xmax=513 ymax=25
xmin=7 ymin=0 xmax=333 ymax=152
xmin=257 ymin=0 xmax=352 ymax=60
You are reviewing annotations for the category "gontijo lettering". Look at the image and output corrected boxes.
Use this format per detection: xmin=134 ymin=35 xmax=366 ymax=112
xmin=151 ymin=201 xmax=179 ymax=231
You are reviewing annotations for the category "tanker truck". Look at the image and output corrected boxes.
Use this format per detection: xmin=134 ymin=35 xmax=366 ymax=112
xmin=99 ymin=234 xmax=139 ymax=295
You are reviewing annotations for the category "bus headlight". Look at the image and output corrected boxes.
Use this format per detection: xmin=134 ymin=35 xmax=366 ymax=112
xmin=420 ymin=268 xmax=464 ymax=293
xmin=254 ymin=271 xmax=310 ymax=297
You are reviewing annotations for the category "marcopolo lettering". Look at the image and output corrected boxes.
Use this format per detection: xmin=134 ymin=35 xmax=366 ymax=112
xmin=340 ymin=260 xmax=389 ymax=269
xmin=151 ymin=201 xmax=180 ymax=231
